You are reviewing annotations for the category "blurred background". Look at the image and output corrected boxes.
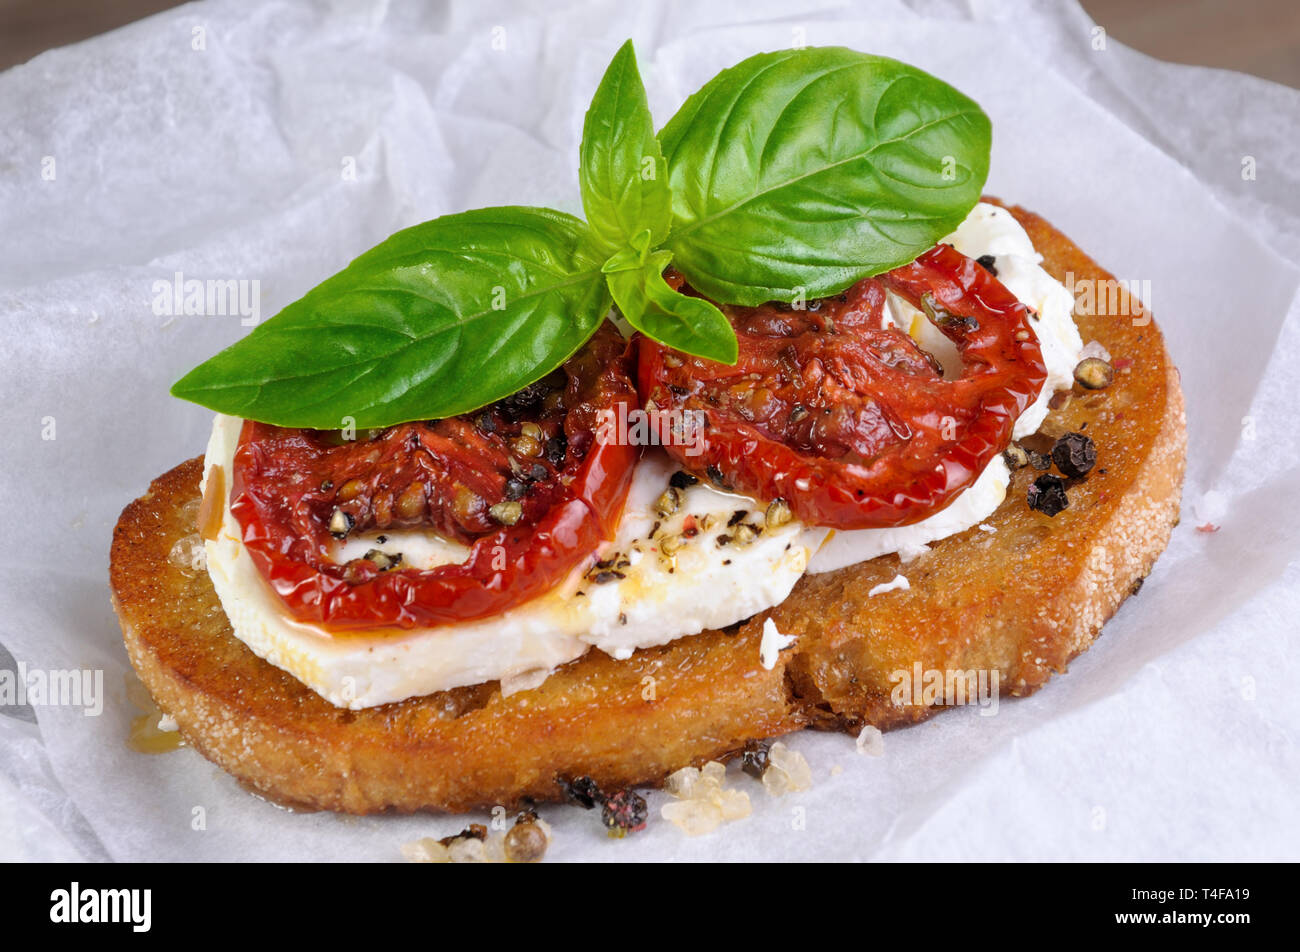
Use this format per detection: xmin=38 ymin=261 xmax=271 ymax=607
xmin=1 ymin=0 xmax=1298 ymax=87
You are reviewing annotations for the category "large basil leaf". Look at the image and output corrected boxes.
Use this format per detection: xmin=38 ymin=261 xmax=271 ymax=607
xmin=659 ymin=48 xmax=991 ymax=306
xmin=171 ymin=206 xmax=610 ymax=428
xmin=580 ymin=39 xmax=672 ymax=257
xmin=607 ymin=250 xmax=737 ymax=364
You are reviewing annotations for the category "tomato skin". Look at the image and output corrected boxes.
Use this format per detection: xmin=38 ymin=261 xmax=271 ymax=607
xmin=638 ymin=244 xmax=1047 ymax=529
xmin=229 ymin=327 xmax=639 ymax=630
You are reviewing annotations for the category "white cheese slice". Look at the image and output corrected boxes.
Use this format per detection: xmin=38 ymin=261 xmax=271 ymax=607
xmin=202 ymin=416 xmax=817 ymax=708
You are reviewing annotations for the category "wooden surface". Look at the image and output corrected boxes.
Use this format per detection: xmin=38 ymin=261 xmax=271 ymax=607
xmin=0 ymin=0 xmax=1298 ymax=88
xmin=1082 ymin=0 xmax=1300 ymax=88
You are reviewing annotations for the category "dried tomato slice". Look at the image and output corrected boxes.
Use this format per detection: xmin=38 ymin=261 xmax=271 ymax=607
xmin=229 ymin=324 xmax=639 ymax=630
xmin=637 ymin=244 xmax=1047 ymax=529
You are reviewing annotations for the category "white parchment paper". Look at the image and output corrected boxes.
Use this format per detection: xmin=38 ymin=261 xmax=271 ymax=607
xmin=2 ymin=0 xmax=1298 ymax=861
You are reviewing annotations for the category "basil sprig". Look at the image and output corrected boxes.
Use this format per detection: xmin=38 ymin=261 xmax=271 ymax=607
xmin=581 ymin=41 xmax=737 ymax=364
xmin=579 ymin=40 xmax=672 ymax=257
xmin=659 ymin=48 xmax=992 ymax=306
xmin=171 ymin=207 xmax=610 ymax=428
xmin=173 ymin=43 xmax=990 ymax=427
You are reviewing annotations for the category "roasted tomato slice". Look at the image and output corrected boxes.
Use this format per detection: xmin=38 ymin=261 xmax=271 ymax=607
xmin=637 ymin=244 xmax=1047 ymax=529
xmin=229 ymin=324 xmax=638 ymax=630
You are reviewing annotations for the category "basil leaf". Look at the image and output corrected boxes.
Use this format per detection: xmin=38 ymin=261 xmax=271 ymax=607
xmin=659 ymin=47 xmax=991 ymax=306
xmin=171 ymin=206 xmax=610 ymax=428
xmin=608 ymin=251 xmax=738 ymax=364
xmin=580 ymin=39 xmax=672 ymax=257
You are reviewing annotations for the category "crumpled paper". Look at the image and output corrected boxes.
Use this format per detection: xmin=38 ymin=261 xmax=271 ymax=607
xmin=2 ymin=0 xmax=1297 ymax=861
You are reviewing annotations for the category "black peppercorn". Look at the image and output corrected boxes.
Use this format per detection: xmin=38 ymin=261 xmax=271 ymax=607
xmin=1051 ymin=432 xmax=1097 ymax=478
xmin=560 ymin=775 xmax=604 ymax=809
xmin=976 ymin=254 xmax=998 ymax=276
xmin=544 ymin=434 xmax=567 ymax=465
xmin=1027 ymin=474 xmax=1069 ymax=516
xmin=741 ymin=740 xmax=771 ymax=780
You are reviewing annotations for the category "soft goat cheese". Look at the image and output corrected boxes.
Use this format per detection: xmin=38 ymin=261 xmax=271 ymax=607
xmin=202 ymin=416 xmax=815 ymax=708
xmin=201 ymin=202 xmax=1081 ymax=708
xmin=804 ymin=202 xmax=1082 ymax=574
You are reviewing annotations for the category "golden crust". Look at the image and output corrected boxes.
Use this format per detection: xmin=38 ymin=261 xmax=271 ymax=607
xmin=110 ymin=203 xmax=1185 ymax=813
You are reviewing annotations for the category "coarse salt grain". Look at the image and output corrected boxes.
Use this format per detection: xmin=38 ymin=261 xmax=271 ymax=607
xmin=762 ymin=742 xmax=812 ymax=796
xmin=662 ymin=760 xmax=752 ymax=835
xmin=401 ymin=838 xmax=451 ymax=863
xmin=855 ymin=725 xmax=885 ymax=757
xmin=662 ymin=798 xmax=724 ymax=836
xmin=167 ymin=533 xmax=207 ymax=575
xmin=448 ymin=837 xmax=489 ymax=863
xmin=1080 ymin=339 xmax=1111 ymax=363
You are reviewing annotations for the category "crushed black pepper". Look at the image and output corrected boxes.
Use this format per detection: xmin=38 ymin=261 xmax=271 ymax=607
xmin=439 ymin=823 xmax=488 ymax=846
xmin=975 ymin=253 xmax=998 ymax=276
xmin=669 ymin=471 xmax=699 ymax=490
xmin=560 ymin=775 xmax=604 ymax=809
xmin=544 ymin=433 xmax=567 ymax=465
xmin=1027 ymin=474 xmax=1070 ymax=516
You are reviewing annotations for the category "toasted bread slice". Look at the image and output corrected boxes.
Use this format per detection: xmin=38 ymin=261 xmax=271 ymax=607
xmin=110 ymin=204 xmax=1185 ymax=813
